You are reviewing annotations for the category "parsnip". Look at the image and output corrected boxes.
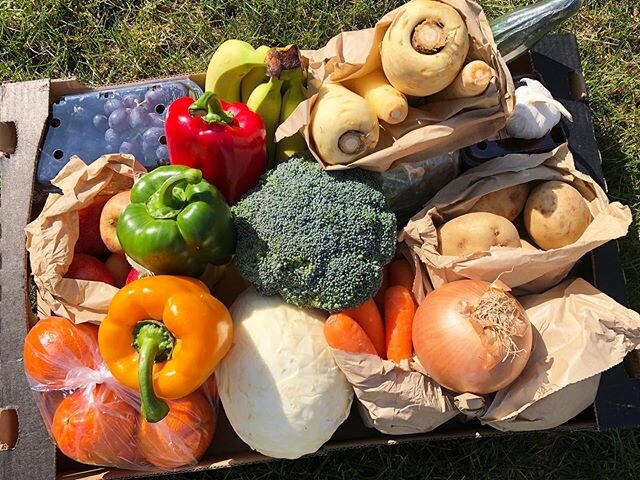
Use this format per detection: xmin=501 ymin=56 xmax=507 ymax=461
xmin=310 ymin=83 xmax=379 ymax=165
xmin=431 ymin=60 xmax=496 ymax=100
xmin=343 ymin=70 xmax=409 ymax=124
xmin=381 ymin=0 xmax=470 ymax=97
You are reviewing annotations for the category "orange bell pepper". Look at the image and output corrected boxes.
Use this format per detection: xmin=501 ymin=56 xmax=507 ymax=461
xmin=98 ymin=275 xmax=232 ymax=423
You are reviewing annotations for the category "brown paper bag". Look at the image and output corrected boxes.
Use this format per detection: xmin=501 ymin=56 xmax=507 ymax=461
xmin=276 ymin=0 xmax=515 ymax=172
xmin=479 ymin=278 xmax=640 ymax=431
xmin=25 ymin=154 xmax=146 ymax=324
xmin=330 ymin=350 xmax=458 ymax=435
xmin=400 ymin=144 xmax=632 ymax=296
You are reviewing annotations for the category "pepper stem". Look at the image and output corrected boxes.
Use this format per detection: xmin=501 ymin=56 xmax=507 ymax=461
xmin=132 ymin=321 xmax=174 ymax=423
xmin=145 ymin=168 xmax=202 ymax=219
xmin=189 ymin=92 xmax=234 ymax=124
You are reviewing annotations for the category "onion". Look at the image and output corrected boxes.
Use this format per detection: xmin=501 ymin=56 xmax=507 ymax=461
xmin=413 ymin=279 xmax=532 ymax=394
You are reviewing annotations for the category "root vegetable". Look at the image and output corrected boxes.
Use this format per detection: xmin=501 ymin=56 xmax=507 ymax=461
xmin=523 ymin=180 xmax=592 ymax=250
xmin=384 ymin=286 xmax=416 ymax=363
xmin=381 ymin=0 xmax=470 ymax=97
xmin=343 ymin=70 xmax=409 ymax=124
xmin=389 ymin=258 xmax=414 ymax=291
xmin=343 ymin=300 xmax=386 ymax=357
xmin=431 ymin=60 xmax=496 ymax=100
xmin=437 ymin=212 xmax=521 ymax=256
xmin=468 ymin=183 xmax=531 ymax=221
xmin=310 ymin=83 xmax=379 ymax=165
xmin=413 ymin=279 xmax=532 ymax=394
xmin=324 ymin=313 xmax=379 ymax=356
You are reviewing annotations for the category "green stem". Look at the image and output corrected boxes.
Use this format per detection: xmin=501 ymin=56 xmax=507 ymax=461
xmin=145 ymin=168 xmax=202 ymax=219
xmin=189 ymin=91 xmax=234 ymax=124
xmin=132 ymin=321 xmax=174 ymax=423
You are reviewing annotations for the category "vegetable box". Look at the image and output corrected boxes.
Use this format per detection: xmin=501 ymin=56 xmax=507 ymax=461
xmin=2 ymin=33 xmax=640 ymax=480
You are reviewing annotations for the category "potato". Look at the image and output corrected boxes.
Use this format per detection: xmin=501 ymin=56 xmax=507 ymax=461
xmin=523 ymin=181 xmax=592 ymax=250
xmin=467 ymin=183 xmax=531 ymax=221
xmin=437 ymin=212 xmax=521 ymax=256
xmin=520 ymin=239 xmax=539 ymax=250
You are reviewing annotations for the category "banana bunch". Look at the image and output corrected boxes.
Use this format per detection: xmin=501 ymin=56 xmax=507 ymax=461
xmin=205 ymin=40 xmax=308 ymax=167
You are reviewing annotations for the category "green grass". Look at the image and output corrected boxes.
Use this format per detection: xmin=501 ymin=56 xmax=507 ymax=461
xmin=2 ymin=0 xmax=640 ymax=479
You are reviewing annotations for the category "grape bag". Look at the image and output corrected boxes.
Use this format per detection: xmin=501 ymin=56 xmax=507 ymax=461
xmin=38 ymin=78 xmax=203 ymax=193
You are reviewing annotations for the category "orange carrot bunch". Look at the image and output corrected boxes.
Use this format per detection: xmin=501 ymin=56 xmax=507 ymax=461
xmin=323 ymin=258 xmax=417 ymax=363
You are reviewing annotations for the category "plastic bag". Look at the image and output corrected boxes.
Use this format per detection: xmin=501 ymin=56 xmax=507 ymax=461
xmin=23 ymin=316 xmax=218 ymax=471
xmin=381 ymin=151 xmax=460 ymax=225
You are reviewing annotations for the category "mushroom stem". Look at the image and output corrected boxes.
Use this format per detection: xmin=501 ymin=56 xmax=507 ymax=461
xmin=412 ymin=20 xmax=448 ymax=54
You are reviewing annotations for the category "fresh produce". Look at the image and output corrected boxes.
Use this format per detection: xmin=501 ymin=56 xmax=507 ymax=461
xmin=324 ymin=313 xmax=379 ymax=356
xmin=431 ymin=60 xmax=495 ymax=100
xmin=240 ymin=45 xmax=271 ymax=103
xmin=216 ymin=288 xmax=353 ymax=459
xmin=52 ymin=384 xmax=138 ymax=467
xmin=105 ymin=253 xmax=132 ymax=288
xmin=342 ymin=69 xmax=408 ymax=124
xmin=116 ymin=165 xmax=236 ymax=277
xmin=389 ymin=258 xmax=414 ymax=291
xmin=437 ymin=212 xmax=521 ymax=256
xmin=491 ymin=0 xmax=583 ymax=63
xmin=309 ymin=83 xmax=379 ymax=165
xmin=64 ymin=253 xmax=115 ymax=285
xmin=343 ymin=299 xmax=386 ymax=357
xmin=384 ymin=286 xmax=416 ymax=363
xmin=505 ymin=78 xmax=573 ymax=140
xmin=75 ymin=196 xmax=110 ymax=256
xmin=232 ymin=156 xmax=396 ymax=312
xmin=413 ymin=280 xmax=532 ymax=394
xmin=138 ymin=390 xmax=215 ymax=469
xmin=125 ymin=268 xmax=140 ymax=284
xmin=374 ymin=266 xmax=389 ymax=313
xmin=205 ymin=39 xmax=267 ymax=103
xmin=380 ymin=0 xmax=469 ymax=97
xmin=468 ymin=183 xmax=531 ymax=221
xmin=165 ymin=92 xmax=267 ymax=205
xmin=276 ymin=73 xmax=308 ymax=162
xmin=23 ymin=316 xmax=99 ymax=388
xmin=523 ymin=180 xmax=592 ymax=249
xmin=246 ymin=77 xmax=284 ymax=166
xmin=98 ymin=276 xmax=233 ymax=422
xmin=99 ymin=190 xmax=131 ymax=254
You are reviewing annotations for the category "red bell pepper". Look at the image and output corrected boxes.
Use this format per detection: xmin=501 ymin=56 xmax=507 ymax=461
xmin=165 ymin=91 xmax=267 ymax=205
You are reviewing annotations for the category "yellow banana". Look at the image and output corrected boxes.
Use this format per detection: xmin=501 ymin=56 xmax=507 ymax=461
xmin=205 ymin=40 xmax=267 ymax=103
xmin=276 ymin=74 xmax=308 ymax=163
xmin=240 ymin=45 xmax=271 ymax=104
xmin=246 ymin=76 xmax=284 ymax=168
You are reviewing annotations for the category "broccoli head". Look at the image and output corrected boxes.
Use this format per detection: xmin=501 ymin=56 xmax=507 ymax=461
xmin=232 ymin=156 xmax=397 ymax=312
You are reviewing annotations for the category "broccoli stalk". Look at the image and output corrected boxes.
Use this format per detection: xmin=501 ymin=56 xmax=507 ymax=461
xmin=232 ymin=156 xmax=397 ymax=313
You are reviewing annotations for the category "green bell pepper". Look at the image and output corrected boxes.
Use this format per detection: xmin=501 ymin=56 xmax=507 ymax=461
xmin=117 ymin=165 xmax=236 ymax=277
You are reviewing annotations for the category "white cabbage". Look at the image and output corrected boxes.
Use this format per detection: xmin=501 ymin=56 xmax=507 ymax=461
xmin=216 ymin=288 xmax=353 ymax=459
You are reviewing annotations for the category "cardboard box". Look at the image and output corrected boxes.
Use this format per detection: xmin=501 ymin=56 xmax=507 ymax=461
xmin=2 ymin=33 xmax=640 ymax=480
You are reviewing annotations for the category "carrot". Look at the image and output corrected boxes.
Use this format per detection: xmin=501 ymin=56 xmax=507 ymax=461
xmin=323 ymin=313 xmax=378 ymax=356
xmin=343 ymin=299 xmax=386 ymax=358
xmin=389 ymin=258 xmax=413 ymax=291
xmin=374 ymin=265 xmax=389 ymax=314
xmin=384 ymin=285 xmax=416 ymax=363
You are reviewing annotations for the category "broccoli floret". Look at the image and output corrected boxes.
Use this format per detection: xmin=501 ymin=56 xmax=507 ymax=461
xmin=232 ymin=156 xmax=397 ymax=312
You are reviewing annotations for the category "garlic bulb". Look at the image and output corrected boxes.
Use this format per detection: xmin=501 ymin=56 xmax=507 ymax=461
xmin=505 ymin=78 xmax=573 ymax=140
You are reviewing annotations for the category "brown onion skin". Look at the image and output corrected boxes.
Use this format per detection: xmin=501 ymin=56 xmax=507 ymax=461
xmin=412 ymin=279 xmax=532 ymax=394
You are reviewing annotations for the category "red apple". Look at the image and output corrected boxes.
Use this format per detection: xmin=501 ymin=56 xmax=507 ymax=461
xmin=125 ymin=268 xmax=141 ymax=285
xmin=105 ymin=254 xmax=132 ymax=288
xmin=75 ymin=196 xmax=110 ymax=256
xmin=64 ymin=254 xmax=114 ymax=285
xmin=99 ymin=190 xmax=131 ymax=255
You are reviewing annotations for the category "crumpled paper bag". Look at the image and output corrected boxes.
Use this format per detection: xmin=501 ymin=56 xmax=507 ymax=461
xmin=25 ymin=154 xmax=146 ymax=324
xmin=400 ymin=143 xmax=632 ymax=296
xmin=276 ymin=0 xmax=515 ymax=172
xmin=330 ymin=277 xmax=640 ymax=434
